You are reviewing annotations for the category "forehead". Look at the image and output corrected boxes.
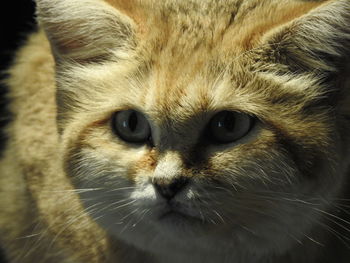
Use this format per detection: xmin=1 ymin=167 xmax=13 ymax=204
xmin=134 ymin=1 xmax=323 ymax=56
xmin=141 ymin=59 xmax=254 ymax=119
xmin=104 ymin=0 xmax=325 ymax=52
xmin=64 ymin=0 xmax=327 ymax=126
xmin=119 ymin=0 xmax=325 ymax=115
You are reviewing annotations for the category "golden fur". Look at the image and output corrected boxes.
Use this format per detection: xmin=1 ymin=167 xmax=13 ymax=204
xmin=0 ymin=0 xmax=350 ymax=262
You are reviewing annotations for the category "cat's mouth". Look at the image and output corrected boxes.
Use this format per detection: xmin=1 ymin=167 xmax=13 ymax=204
xmin=156 ymin=202 xmax=203 ymax=225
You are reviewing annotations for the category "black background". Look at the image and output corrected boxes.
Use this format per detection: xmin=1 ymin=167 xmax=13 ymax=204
xmin=0 ymin=0 xmax=36 ymax=72
xmin=0 ymin=1 xmax=36 ymax=262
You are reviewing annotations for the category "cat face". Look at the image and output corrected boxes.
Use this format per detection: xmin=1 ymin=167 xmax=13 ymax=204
xmin=61 ymin=61 xmax=343 ymax=256
xmin=37 ymin=0 xmax=350 ymax=258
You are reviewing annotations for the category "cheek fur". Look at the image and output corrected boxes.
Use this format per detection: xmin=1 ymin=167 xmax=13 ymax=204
xmin=63 ymin=122 xmax=147 ymax=184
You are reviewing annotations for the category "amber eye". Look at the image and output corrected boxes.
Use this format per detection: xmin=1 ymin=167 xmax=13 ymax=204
xmin=208 ymin=111 xmax=254 ymax=143
xmin=112 ymin=110 xmax=151 ymax=143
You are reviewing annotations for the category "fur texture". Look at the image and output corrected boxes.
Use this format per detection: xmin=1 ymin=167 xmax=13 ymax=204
xmin=0 ymin=0 xmax=350 ymax=262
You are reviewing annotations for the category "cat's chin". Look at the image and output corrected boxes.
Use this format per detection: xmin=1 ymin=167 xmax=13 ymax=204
xmin=108 ymin=206 xmax=239 ymax=261
xmin=158 ymin=209 xmax=199 ymax=222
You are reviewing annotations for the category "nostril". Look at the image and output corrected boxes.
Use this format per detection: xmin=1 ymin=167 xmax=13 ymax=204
xmin=153 ymin=177 xmax=189 ymax=200
xmin=168 ymin=176 xmax=188 ymax=193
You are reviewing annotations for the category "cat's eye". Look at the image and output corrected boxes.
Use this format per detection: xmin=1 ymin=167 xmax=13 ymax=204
xmin=208 ymin=111 xmax=254 ymax=143
xmin=112 ymin=110 xmax=151 ymax=143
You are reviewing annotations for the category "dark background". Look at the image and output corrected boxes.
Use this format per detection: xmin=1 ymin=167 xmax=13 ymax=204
xmin=0 ymin=0 xmax=36 ymax=72
xmin=0 ymin=1 xmax=36 ymax=262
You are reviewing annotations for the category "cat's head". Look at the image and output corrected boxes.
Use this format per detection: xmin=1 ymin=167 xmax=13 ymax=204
xmin=37 ymin=0 xmax=350 ymax=257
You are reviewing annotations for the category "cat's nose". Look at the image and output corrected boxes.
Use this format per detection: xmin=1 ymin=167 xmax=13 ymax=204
xmin=152 ymin=176 xmax=189 ymax=200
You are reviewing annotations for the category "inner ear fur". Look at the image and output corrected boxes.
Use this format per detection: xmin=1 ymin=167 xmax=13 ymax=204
xmin=260 ymin=0 xmax=350 ymax=75
xmin=36 ymin=0 xmax=137 ymax=63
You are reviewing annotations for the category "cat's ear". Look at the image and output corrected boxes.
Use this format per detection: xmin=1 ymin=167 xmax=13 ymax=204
xmin=261 ymin=0 xmax=350 ymax=74
xmin=35 ymin=0 xmax=138 ymax=63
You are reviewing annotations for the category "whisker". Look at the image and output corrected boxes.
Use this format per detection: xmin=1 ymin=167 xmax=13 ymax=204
xmin=303 ymin=234 xmax=325 ymax=247
xmin=313 ymin=208 xmax=350 ymax=227
xmin=132 ymin=209 xmax=150 ymax=228
xmin=109 ymin=199 xmax=137 ymax=212
xmin=314 ymin=221 xmax=350 ymax=248
xmin=212 ymin=209 xmax=226 ymax=224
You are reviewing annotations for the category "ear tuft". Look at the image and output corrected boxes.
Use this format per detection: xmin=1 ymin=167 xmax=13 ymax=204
xmin=36 ymin=0 xmax=136 ymax=63
xmin=261 ymin=0 xmax=350 ymax=74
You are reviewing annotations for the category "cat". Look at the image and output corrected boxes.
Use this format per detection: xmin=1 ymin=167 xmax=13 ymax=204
xmin=0 ymin=0 xmax=350 ymax=262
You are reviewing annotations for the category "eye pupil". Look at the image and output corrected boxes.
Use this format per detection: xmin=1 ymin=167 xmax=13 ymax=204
xmin=219 ymin=112 xmax=235 ymax=131
xmin=128 ymin=112 xmax=138 ymax=132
